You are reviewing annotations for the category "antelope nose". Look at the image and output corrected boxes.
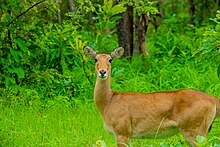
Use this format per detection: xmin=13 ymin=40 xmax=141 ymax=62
xmin=99 ymin=70 xmax=106 ymax=77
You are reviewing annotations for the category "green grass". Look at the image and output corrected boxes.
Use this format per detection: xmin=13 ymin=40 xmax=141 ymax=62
xmin=0 ymin=59 xmax=220 ymax=146
xmin=0 ymin=103 xmax=109 ymax=146
xmin=0 ymin=54 xmax=220 ymax=147
xmin=0 ymin=103 xmax=219 ymax=146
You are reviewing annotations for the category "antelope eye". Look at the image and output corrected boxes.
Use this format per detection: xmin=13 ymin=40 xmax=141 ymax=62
xmin=94 ymin=58 xmax=98 ymax=62
xmin=109 ymin=58 xmax=112 ymax=63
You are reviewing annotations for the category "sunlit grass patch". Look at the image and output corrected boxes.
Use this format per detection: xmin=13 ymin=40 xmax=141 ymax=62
xmin=0 ymin=103 xmax=112 ymax=146
xmin=1 ymin=101 xmax=219 ymax=146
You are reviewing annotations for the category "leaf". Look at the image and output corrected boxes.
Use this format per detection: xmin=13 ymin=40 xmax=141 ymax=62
xmin=65 ymin=56 xmax=73 ymax=64
xmin=160 ymin=143 xmax=167 ymax=147
xmin=10 ymin=48 xmax=21 ymax=62
xmin=8 ymin=68 xmax=15 ymax=73
xmin=174 ymin=142 xmax=182 ymax=147
xmin=109 ymin=3 xmax=126 ymax=17
xmin=1 ymin=21 xmax=8 ymax=27
xmin=69 ymin=41 xmax=74 ymax=49
xmin=0 ymin=4 xmax=9 ymax=10
xmin=9 ymin=0 xmax=15 ymax=6
xmin=16 ymin=38 xmax=27 ymax=52
xmin=104 ymin=0 xmax=107 ymax=5
xmin=6 ymin=15 xmax=12 ymax=21
xmin=196 ymin=135 xmax=205 ymax=143
xmin=107 ymin=0 xmax=113 ymax=10
xmin=8 ymin=67 xmax=25 ymax=78
xmin=14 ymin=67 xmax=25 ymax=78
xmin=51 ymin=49 xmax=58 ymax=60
xmin=5 ymin=76 xmax=16 ymax=87
xmin=61 ymin=59 xmax=69 ymax=73
xmin=96 ymin=140 xmax=107 ymax=147
xmin=154 ymin=42 xmax=167 ymax=50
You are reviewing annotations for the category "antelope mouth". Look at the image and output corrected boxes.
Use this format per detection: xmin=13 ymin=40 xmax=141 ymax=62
xmin=98 ymin=74 xmax=108 ymax=80
xmin=98 ymin=70 xmax=108 ymax=80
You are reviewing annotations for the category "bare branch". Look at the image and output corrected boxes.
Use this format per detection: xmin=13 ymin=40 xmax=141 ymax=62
xmin=6 ymin=0 xmax=45 ymax=27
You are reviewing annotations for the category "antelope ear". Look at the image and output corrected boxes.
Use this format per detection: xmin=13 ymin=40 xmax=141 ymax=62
xmin=83 ymin=46 xmax=97 ymax=58
xmin=111 ymin=47 xmax=124 ymax=59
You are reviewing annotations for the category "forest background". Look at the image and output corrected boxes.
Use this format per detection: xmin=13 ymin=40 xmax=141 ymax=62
xmin=0 ymin=0 xmax=220 ymax=146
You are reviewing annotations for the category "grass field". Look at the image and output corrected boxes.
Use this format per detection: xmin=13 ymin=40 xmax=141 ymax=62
xmin=0 ymin=58 xmax=220 ymax=146
xmin=0 ymin=102 xmax=220 ymax=146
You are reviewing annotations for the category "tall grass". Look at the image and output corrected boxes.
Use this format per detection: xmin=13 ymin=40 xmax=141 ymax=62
xmin=0 ymin=103 xmax=111 ymax=146
xmin=0 ymin=57 xmax=220 ymax=146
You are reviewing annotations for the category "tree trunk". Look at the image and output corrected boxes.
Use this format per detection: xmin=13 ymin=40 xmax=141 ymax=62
xmin=59 ymin=0 xmax=75 ymax=23
xmin=158 ymin=0 xmax=164 ymax=19
xmin=56 ymin=0 xmax=61 ymax=24
xmin=116 ymin=5 xmax=133 ymax=57
xmin=116 ymin=3 xmax=150 ymax=60
xmin=67 ymin=0 xmax=74 ymax=12
xmin=151 ymin=0 xmax=163 ymax=31
xmin=134 ymin=13 xmax=150 ymax=58
xmin=189 ymin=0 xmax=195 ymax=25
xmin=89 ymin=12 xmax=97 ymax=36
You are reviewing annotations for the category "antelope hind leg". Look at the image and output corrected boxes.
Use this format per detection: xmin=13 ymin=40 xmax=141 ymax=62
xmin=116 ymin=135 xmax=129 ymax=147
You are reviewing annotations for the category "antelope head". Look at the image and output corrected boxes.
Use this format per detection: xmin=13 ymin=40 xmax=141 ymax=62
xmin=83 ymin=46 xmax=124 ymax=80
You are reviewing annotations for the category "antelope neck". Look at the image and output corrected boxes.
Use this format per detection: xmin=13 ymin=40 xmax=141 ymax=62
xmin=94 ymin=76 xmax=113 ymax=113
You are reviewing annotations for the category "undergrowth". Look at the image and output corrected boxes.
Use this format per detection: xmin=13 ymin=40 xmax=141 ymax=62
xmin=0 ymin=55 xmax=220 ymax=146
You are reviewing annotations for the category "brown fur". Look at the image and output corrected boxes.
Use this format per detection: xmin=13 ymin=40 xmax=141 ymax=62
xmin=84 ymin=46 xmax=220 ymax=147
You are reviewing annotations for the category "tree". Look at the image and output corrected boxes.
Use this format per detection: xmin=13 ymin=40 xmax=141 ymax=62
xmin=57 ymin=0 xmax=75 ymax=24
xmin=189 ymin=0 xmax=195 ymax=25
xmin=116 ymin=5 xmax=134 ymax=56
xmin=116 ymin=1 xmax=158 ymax=58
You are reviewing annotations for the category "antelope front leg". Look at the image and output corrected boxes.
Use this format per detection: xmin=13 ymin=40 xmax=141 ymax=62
xmin=116 ymin=135 xmax=129 ymax=147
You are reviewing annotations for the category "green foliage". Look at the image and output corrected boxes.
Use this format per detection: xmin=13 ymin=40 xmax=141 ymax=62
xmin=195 ymin=135 xmax=207 ymax=147
xmin=0 ymin=0 xmax=220 ymax=146
xmin=153 ymin=27 xmax=194 ymax=63
xmin=160 ymin=142 xmax=182 ymax=147
xmin=199 ymin=11 xmax=220 ymax=77
xmin=0 ymin=0 xmax=58 ymax=91
xmin=95 ymin=0 xmax=126 ymax=31
xmin=128 ymin=0 xmax=158 ymax=16
xmin=200 ymin=12 xmax=220 ymax=58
